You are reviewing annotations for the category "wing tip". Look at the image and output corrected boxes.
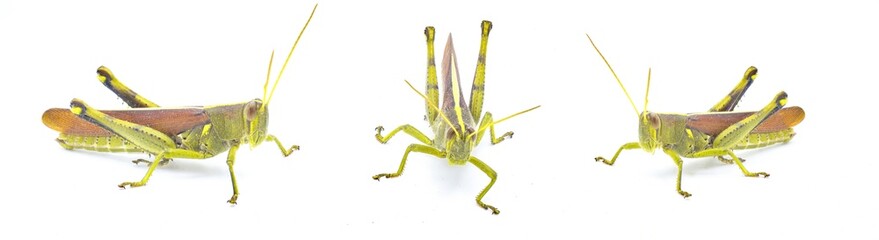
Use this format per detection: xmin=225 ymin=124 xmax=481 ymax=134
xmin=42 ymin=108 xmax=70 ymax=132
xmin=785 ymin=106 xmax=805 ymax=127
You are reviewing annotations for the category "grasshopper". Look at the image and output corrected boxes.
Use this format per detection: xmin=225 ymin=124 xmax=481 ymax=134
xmin=40 ymin=4 xmax=318 ymax=204
xmin=373 ymin=21 xmax=540 ymax=214
xmin=587 ymin=34 xmax=805 ymax=198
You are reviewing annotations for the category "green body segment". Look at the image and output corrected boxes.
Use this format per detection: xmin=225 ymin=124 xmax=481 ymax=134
xmin=733 ymin=129 xmax=795 ymax=149
xmin=56 ymin=134 xmax=143 ymax=153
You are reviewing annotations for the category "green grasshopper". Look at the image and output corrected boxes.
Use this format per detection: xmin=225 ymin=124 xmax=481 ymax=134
xmin=40 ymin=4 xmax=318 ymax=204
xmin=587 ymin=34 xmax=805 ymax=198
xmin=373 ymin=21 xmax=540 ymax=214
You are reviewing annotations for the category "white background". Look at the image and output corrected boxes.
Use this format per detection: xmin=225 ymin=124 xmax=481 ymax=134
xmin=1 ymin=0 xmax=877 ymax=239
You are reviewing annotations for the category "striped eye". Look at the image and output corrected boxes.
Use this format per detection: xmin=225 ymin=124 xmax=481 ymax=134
xmin=446 ymin=128 xmax=457 ymax=139
xmin=244 ymin=100 xmax=260 ymax=121
xmin=647 ymin=113 xmax=660 ymax=129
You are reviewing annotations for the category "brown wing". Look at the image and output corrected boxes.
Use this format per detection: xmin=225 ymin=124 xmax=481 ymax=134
xmin=440 ymin=33 xmax=476 ymax=132
xmin=42 ymin=107 xmax=210 ymax=137
xmin=687 ymin=106 xmax=805 ymax=136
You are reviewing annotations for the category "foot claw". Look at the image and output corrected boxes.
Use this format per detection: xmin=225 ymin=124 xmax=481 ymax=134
xmin=479 ymin=202 xmax=500 ymax=215
xmin=372 ymin=173 xmax=399 ymax=181
xmin=227 ymin=195 xmax=238 ymax=205
xmin=117 ymin=182 xmax=143 ymax=189
xmin=491 ymin=132 xmax=514 ymax=145
xmin=679 ymin=191 xmax=692 ymax=198
xmin=374 ymin=126 xmax=387 ymax=143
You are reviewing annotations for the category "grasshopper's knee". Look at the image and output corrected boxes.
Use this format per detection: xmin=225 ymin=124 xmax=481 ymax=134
xmin=424 ymin=26 xmax=435 ymax=41
xmin=96 ymin=66 xmax=116 ymax=85
xmin=69 ymin=98 xmax=90 ymax=116
xmin=480 ymin=20 xmax=493 ymax=35
xmin=774 ymin=91 xmax=788 ymax=106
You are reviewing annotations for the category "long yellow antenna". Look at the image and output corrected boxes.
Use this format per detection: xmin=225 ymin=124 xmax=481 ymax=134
xmin=586 ymin=34 xmax=640 ymax=117
xmin=262 ymin=50 xmax=275 ymax=101
xmin=263 ymin=3 xmax=318 ymax=110
xmin=404 ymin=80 xmax=459 ymax=137
xmin=645 ymin=67 xmax=651 ymax=111
xmin=468 ymin=105 xmax=541 ymax=140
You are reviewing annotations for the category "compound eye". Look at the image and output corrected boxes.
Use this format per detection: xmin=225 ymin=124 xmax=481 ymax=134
xmin=647 ymin=113 xmax=660 ymax=129
xmin=446 ymin=128 xmax=457 ymax=139
xmin=244 ymin=101 xmax=260 ymax=121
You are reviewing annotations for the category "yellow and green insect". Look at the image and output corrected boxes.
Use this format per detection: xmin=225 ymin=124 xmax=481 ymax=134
xmin=40 ymin=4 xmax=318 ymax=204
xmin=373 ymin=21 xmax=540 ymax=214
xmin=587 ymin=34 xmax=806 ymax=198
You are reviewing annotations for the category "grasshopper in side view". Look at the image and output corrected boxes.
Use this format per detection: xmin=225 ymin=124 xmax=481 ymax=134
xmin=587 ymin=34 xmax=805 ymax=198
xmin=40 ymin=5 xmax=318 ymax=204
xmin=373 ymin=21 xmax=540 ymax=214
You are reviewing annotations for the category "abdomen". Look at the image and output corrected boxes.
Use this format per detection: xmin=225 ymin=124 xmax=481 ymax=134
xmin=733 ymin=128 xmax=796 ymax=149
xmin=55 ymin=134 xmax=144 ymax=153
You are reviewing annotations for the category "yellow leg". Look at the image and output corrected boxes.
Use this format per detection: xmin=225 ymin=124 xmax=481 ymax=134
xmin=595 ymin=142 xmax=641 ymax=165
xmin=118 ymin=152 xmax=166 ymax=188
xmin=424 ymin=26 xmax=440 ymax=123
xmin=468 ymin=156 xmax=500 ymax=215
xmin=374 ymin=125 xmax=432 ymax=145
xmin=728 ymin=150 xmax=768 ymax=177
xmin=709 ymin=66 xmax=758 ymax=112
xmin=266 ymin=134 xmax=299 ymax=157
xmin=372 ymin=144 xmax=444 ymax=180
xmin=118 ymin=148 xmax=211 ymax=188
xmin=226 ymin=144 xmax=241 ymax=204
xmin=662 ymin=148 xmax=691 ymax=198
xmin=691 ymin=148 xmax=769 ymax=177
xmin=469 ymin=20 xmax=492 ymax=122
xmin=96 ymin=66 xmax=160 ymax=108
xmin=476 ymin=112 xmax=513 ymax=145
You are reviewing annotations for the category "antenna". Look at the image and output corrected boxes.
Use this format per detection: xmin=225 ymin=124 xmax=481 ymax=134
xmin=262 ymin=51 xmax=275 ymax=101
xmin=644 ymin=68 xmax=651 ymax=111
xmin=468 ymin=105 xmax=541 ymax=140
xmin=263 ymin=3 xmax=318 ymax=110
xmin=586 ymin=34 xmax=641 ymax=117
